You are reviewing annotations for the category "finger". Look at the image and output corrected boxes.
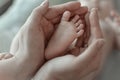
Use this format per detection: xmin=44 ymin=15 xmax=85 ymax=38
xmin=84 ymin=12 xmax=90 ymax=44
xmin=0 ymin=53 xmax=13 ymax=60
xmin=75 ymin=39 xmax=104 ymax=69
xmin=45 ymin=1 xmax=81 ymax=19
xmin=51 ymin=15 xmax=62 ymax=24
xmin=3 ymin=54 xmax=13 ymax=59
xmin=73 ymin=6 xmax=88 ymax=16
xmin=34 ymin=0 xmax=49 ymax=15
xmin=61 ymin=11 xmax=71 ymax=21
xmin=0 ymin=54 xmax=5 ymax=60
xmin=90 ymin=8 xmax=103 ymax=39
xmin=50 ymin=6 xmax=88 ymax=24
xmin=79 ymin=49 xmax=102 ymax=78
xmin=80 ymin=17 xmax=86 ymax=48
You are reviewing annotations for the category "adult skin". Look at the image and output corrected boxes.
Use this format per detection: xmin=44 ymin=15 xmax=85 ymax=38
xmin=33 ymin=5 xmax=105 ymax=80
xmin=0 ymin=0 xmax=88 ymax=80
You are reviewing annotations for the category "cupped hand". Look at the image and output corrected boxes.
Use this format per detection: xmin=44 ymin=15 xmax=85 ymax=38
xmin=33 ymin=40 xmax=104 ymax=80
xmin=33 ymin=8 xmax=105 ymax=80
xmin=10 ymin=0 xmax=88 ymax=54
xmin=9 ymin=0 xmax=88 ymax=79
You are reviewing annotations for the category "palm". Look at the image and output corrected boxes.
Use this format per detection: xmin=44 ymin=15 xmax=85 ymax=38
xmin=34 ymin=55 xmax=87 ymax=80
xmin=44 ymin=56 xmax=81 ymax=80
xmin=34 ymin=40 xmax=103 ymax=80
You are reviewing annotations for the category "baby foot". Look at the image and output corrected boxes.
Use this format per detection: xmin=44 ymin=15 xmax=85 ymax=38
xmin=0 ymin=53 xmax=13 ymax=60
xmin=45 ymin=11 xmax=84 ymax=60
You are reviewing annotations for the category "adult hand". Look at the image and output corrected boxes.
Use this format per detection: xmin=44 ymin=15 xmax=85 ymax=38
xmin=9 ymin=0 xmax=88 ymax=79
xmin=33 ymin=41 xmax=104 ymax=80
xmin=79 ymin=8 xmax=104 ymax=80
xmin=33 ymin=8 xmax=105 ymax=80
xmin=10 ymin=0 xmax=88 ymax=54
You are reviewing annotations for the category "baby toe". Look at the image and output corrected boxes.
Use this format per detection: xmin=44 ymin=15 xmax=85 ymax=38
xmin=77 ymin=30 xmax=84 ymax=37
xmin=71 ymin=15 xmax=80 ymax=23
xmin=61 ymin=11 xmax=71 ymax=21
xmin=75 ymin=19 xmax=82 ymax=27
xmin=76 ymin=24 xmax=84 ymax=32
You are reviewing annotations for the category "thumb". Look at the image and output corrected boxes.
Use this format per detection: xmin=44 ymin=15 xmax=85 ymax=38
xmin=74 ymin=39 xmax=104 ymax=69
xmin=35 ymin=0 xmax=49 ymax=15
xmin=90 ymin=8 xmax=103 ymax=39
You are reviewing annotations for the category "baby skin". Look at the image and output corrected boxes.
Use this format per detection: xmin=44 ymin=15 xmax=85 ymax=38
xmin=45 ymin=11 xmax=84 ymax=60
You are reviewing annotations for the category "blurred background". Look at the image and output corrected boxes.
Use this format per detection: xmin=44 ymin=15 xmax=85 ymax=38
xmin=0 ymin=0 xmax=120 ymax=80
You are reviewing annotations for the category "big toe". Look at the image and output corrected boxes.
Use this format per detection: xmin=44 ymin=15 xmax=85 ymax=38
xmin=61 ymin=11 xmax=71 ymax=21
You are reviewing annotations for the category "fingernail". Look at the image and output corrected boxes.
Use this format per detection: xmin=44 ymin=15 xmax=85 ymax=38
xmin=41 ymin=0 xmax=48 ymax=6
